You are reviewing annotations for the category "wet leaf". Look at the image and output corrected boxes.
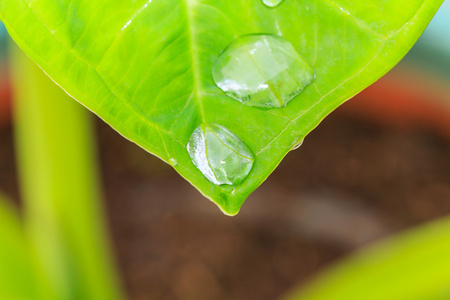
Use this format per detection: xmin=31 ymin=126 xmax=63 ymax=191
xmin=0 ymin=0 xmax=443 ymax=214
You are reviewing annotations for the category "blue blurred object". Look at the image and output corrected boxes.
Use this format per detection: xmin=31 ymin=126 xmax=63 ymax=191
xmin=0 ymin=21 xmax=5 ymax=38
xmin=405 ymin=0 xmax=450 ymax=78
xmin=0 ymin=21 xmax=6 ymax=59
xmin=419 ymin=0 xmax=450 ymax=55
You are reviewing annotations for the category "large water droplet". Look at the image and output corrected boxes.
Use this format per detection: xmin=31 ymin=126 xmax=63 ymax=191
xmin=213 ymin=34 xmax=315 ymax=109
xmin=262 ymin=0 xmax=283 ymax=7
xmin=187 ymin=124 xmax=254 ymax=186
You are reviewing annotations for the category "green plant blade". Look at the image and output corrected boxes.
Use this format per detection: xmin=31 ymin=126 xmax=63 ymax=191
xmin=0 ymin=194 xmax=48 ymax=300
xmin=0 ymin=0 xmax=443 ymax=215
xmin=282 ymin=217 xmax=450 ymax=300
xmin=11 ymin=43 xmax=123 ymax=300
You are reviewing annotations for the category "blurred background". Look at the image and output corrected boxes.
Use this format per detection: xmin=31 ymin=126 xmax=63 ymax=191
xmin=0 ymin=2 xmax=449 ymax=300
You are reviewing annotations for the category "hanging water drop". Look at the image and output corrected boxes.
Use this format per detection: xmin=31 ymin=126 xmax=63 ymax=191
xmin=187 ymin=124 xmax=254 ymax=186
xmin=213 ymin=34 xmax=315 ymax=109
xmin=262 ymin=0 xmax=284 ymax=7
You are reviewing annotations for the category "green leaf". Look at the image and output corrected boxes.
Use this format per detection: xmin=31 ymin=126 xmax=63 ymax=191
xmin=0 ymin=0 xmax=443 ymax=215
xmin=282 ymin=216 xmax=450 ymax=300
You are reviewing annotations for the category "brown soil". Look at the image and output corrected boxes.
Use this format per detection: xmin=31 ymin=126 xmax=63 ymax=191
xmin=1 ymin=104 xmax=450 ymax=300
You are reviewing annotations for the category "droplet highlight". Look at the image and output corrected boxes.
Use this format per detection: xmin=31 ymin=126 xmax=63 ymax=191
xmin=262 ymin=0 xmax=283 ymax=7
xmin=187 ymin=124 xmax=254 ymax=186
xmin=213 ymin=34 xmax=315 ymax=109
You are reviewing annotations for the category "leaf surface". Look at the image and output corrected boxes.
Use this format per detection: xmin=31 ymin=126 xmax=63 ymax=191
xmin=0 ymin=0 xmax=443 ymax=214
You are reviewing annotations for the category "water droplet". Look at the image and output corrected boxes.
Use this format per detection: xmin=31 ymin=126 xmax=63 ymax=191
xmin=262 ymin=0 xmax=283 ymax=7
xmin=291 ymin=139 xmax=304 ymax=151
xmin=213 ymin=34 xmax=315 ymax=109
xmin=169 ymin=158 xmax=178 ymax=166
xmin=187 ymin=124 xmax=254 ymax=186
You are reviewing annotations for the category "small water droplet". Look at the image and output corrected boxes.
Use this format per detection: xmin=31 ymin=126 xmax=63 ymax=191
xmin=291 ymin=139 xmax=304 ymax=151
xmin=262 ymin=0 xmax=283 ymax=7
xmin=169 ymin=158 xmax=178 ymax=166
xmin=213 ymin=34 xmax=315 ymax=109
xmin=187 ymin=124 xmax=254 ymax=186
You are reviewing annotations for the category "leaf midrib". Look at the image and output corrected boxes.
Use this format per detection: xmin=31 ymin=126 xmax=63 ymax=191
xmin=184 ymin=0 xmax=206 ymax=122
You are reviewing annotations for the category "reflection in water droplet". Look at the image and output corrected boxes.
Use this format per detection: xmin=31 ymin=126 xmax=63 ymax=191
xmin=213 ymin=34 xmax=315 ymax=109
xmin=187 ymin=124 xmax=254 ymax=186
xmin=262 ymin=0 xmax=283 ymax=7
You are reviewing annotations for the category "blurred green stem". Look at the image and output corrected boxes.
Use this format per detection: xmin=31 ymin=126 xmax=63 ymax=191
xmin=10 ymin=42 xmax=124 ymax=300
